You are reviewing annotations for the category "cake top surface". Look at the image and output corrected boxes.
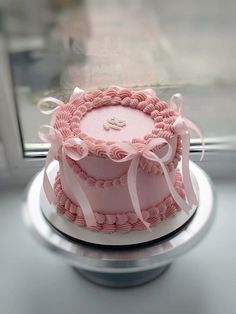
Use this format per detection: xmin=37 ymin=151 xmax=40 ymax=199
xmin=80 ymin=105 xmax=155 ymax=142
xmin=51 ymin=87 xmax=179 ymax=158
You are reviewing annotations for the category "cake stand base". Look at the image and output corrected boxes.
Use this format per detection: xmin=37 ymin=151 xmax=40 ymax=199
xmin=76 ymin=265 xmax=171 ymax=288
xmin=23 ymin=161 xmax=215 ymax=288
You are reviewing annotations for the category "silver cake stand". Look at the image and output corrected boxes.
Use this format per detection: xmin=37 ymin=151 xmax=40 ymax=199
xmin=23 ymin=161 xmax=215 ymax=288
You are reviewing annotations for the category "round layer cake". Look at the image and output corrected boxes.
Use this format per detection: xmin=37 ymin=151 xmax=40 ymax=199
xmin=39 ymin=87 xmax=198 ymax=233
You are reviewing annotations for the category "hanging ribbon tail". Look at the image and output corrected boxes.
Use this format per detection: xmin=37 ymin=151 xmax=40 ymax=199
xmin=181 ymin=132 xmax=198 ymax=208
xmin=61 ymin=152 xmax=97 ymax=227
xmin=127 ymin=156 xmax=151 ymax=231
xmin=38 ymin=125 xmax=62 ymax=204
xmin=155 ymin=154 xmax=192 ymax=213
xmin=42 ymin=144 xmax=59 ymax=204
xmin=50 ymin=110 xmax=57 ymax=126
xmin=143 ymin=140 xmax=192 ymax=214
xmin=184 ymin=117 xmax=205 ymax=161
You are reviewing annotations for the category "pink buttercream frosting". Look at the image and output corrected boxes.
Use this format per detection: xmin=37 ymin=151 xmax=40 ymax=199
xmin=54 ymin=170 xmax=185 ymax=233
xmin=53 ymin=87 xmax=178 ymax=160
xmin=38 ymin=86 xmax=203 ymax=233
xmin=55 ymin=135 xmax=181 ymax=189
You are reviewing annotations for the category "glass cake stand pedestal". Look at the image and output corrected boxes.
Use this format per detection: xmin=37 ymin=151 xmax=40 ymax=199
xmin=23 ymin=161 xmax=215 ymax=288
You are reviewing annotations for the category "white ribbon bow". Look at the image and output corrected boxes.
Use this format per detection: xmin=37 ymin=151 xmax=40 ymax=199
xmin=37 ymin=87 xmax=85 ymax=124
xmin=39 ymin=125 xmax=96 ymax=227
xmin=107 ymin=138 xmax=192 ymax=231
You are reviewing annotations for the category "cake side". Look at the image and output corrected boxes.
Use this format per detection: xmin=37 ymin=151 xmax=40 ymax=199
xmin=57 ymin=136 xmax=181 ymax=214
xmin=54 ymin=169 xmax=185 ymax=233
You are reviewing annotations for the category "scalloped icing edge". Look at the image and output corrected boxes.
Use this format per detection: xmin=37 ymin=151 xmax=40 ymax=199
xmin=53 ymin=87 xmax=180 ymax=160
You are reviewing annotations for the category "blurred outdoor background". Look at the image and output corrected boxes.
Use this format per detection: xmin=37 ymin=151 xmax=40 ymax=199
xmin=0 ymin=0 xmax=235 ymax=152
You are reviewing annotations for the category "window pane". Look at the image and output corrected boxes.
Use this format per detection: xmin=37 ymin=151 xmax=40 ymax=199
xmin=1 ymin=0 xmax=236 ymax=152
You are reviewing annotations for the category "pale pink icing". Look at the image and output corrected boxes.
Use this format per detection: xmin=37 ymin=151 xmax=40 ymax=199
xmin=54 ymin=170 xmax=185 ymax=233
xmin=65 ymin=156 xmax=128 ymax=187
xmin=54 ymin=135 xmax=181 ymax=184
xmin=40 ymin=86 xmax=196 ymax=233
xmin=59 ymin=155 xmax=177 ymax=214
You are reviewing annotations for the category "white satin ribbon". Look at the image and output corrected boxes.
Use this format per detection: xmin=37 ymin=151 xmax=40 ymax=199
xmin=38 ymin=125 xmax=96 ymax=227
xmin=111 ymin=85 xmax=156 ymax=97
xmin=107 ymin=138 xmax=192 ymax=231
xmin=170 ymin=93 xmax=205 ymax=207
xmin=37 ymin=87 xmax=85 ymax=115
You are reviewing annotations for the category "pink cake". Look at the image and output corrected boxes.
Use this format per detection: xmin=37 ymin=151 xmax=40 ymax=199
xmin=39 ymin=86 xmax=203 ymax=233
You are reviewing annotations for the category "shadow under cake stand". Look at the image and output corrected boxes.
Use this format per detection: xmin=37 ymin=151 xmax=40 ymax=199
xmin=23 ymin=161 xmax=215 ymax=287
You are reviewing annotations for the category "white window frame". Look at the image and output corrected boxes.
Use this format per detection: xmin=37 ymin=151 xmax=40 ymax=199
xmin=0 ymin=34 xmax=235 ymax=185
xmin=0 ymin=35 xmax=44 ymax=184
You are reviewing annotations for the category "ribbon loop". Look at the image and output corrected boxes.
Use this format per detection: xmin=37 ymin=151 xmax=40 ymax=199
xmin=39 ymin=125 xmax=63 ymax=145
xmin=63 ymin=137 xmax=89 ymax=161
xmin=38 ymin=87 xmax=85 ymax=125
xmin=37 ymin=97 xmax=64 ymax=115
xmin=170 ymin=93 xmax=184 ymax=115
xmin=170 ymin=93 xmax=204 ymax=160
xmin=69 ymin=87 xmax=85 ymax=103
xmin=143 ymin=138 xmax=173 ymax=163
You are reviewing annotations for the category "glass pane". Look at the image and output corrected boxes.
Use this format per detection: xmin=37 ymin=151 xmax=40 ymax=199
xmin=1 ymin=0 xmax=236 ymax=152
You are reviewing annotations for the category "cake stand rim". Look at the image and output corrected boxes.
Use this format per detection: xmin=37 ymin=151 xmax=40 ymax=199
xmin=23 ymin=161 xmax=215 ymax=273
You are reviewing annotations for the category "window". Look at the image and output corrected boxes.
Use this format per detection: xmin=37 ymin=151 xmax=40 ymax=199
xmin=0 ymin=0 xmax=235 ymax=178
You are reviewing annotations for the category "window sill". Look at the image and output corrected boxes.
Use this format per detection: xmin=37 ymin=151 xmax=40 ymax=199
xmin=0 ymin=178 xmax=235 ymax=314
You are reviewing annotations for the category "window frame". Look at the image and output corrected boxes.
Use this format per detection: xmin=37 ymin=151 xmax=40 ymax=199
xmin=0 ymin=35 xmax=44 ymax=183
xmin=0 ymin=34 xmax=235 ymax=185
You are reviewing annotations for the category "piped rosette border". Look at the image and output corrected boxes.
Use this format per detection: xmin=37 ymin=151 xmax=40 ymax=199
xmin=56 ymin=135 xmax=182 ymax=190
xmin=45 ymin=87 xmax=179 ymax=159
